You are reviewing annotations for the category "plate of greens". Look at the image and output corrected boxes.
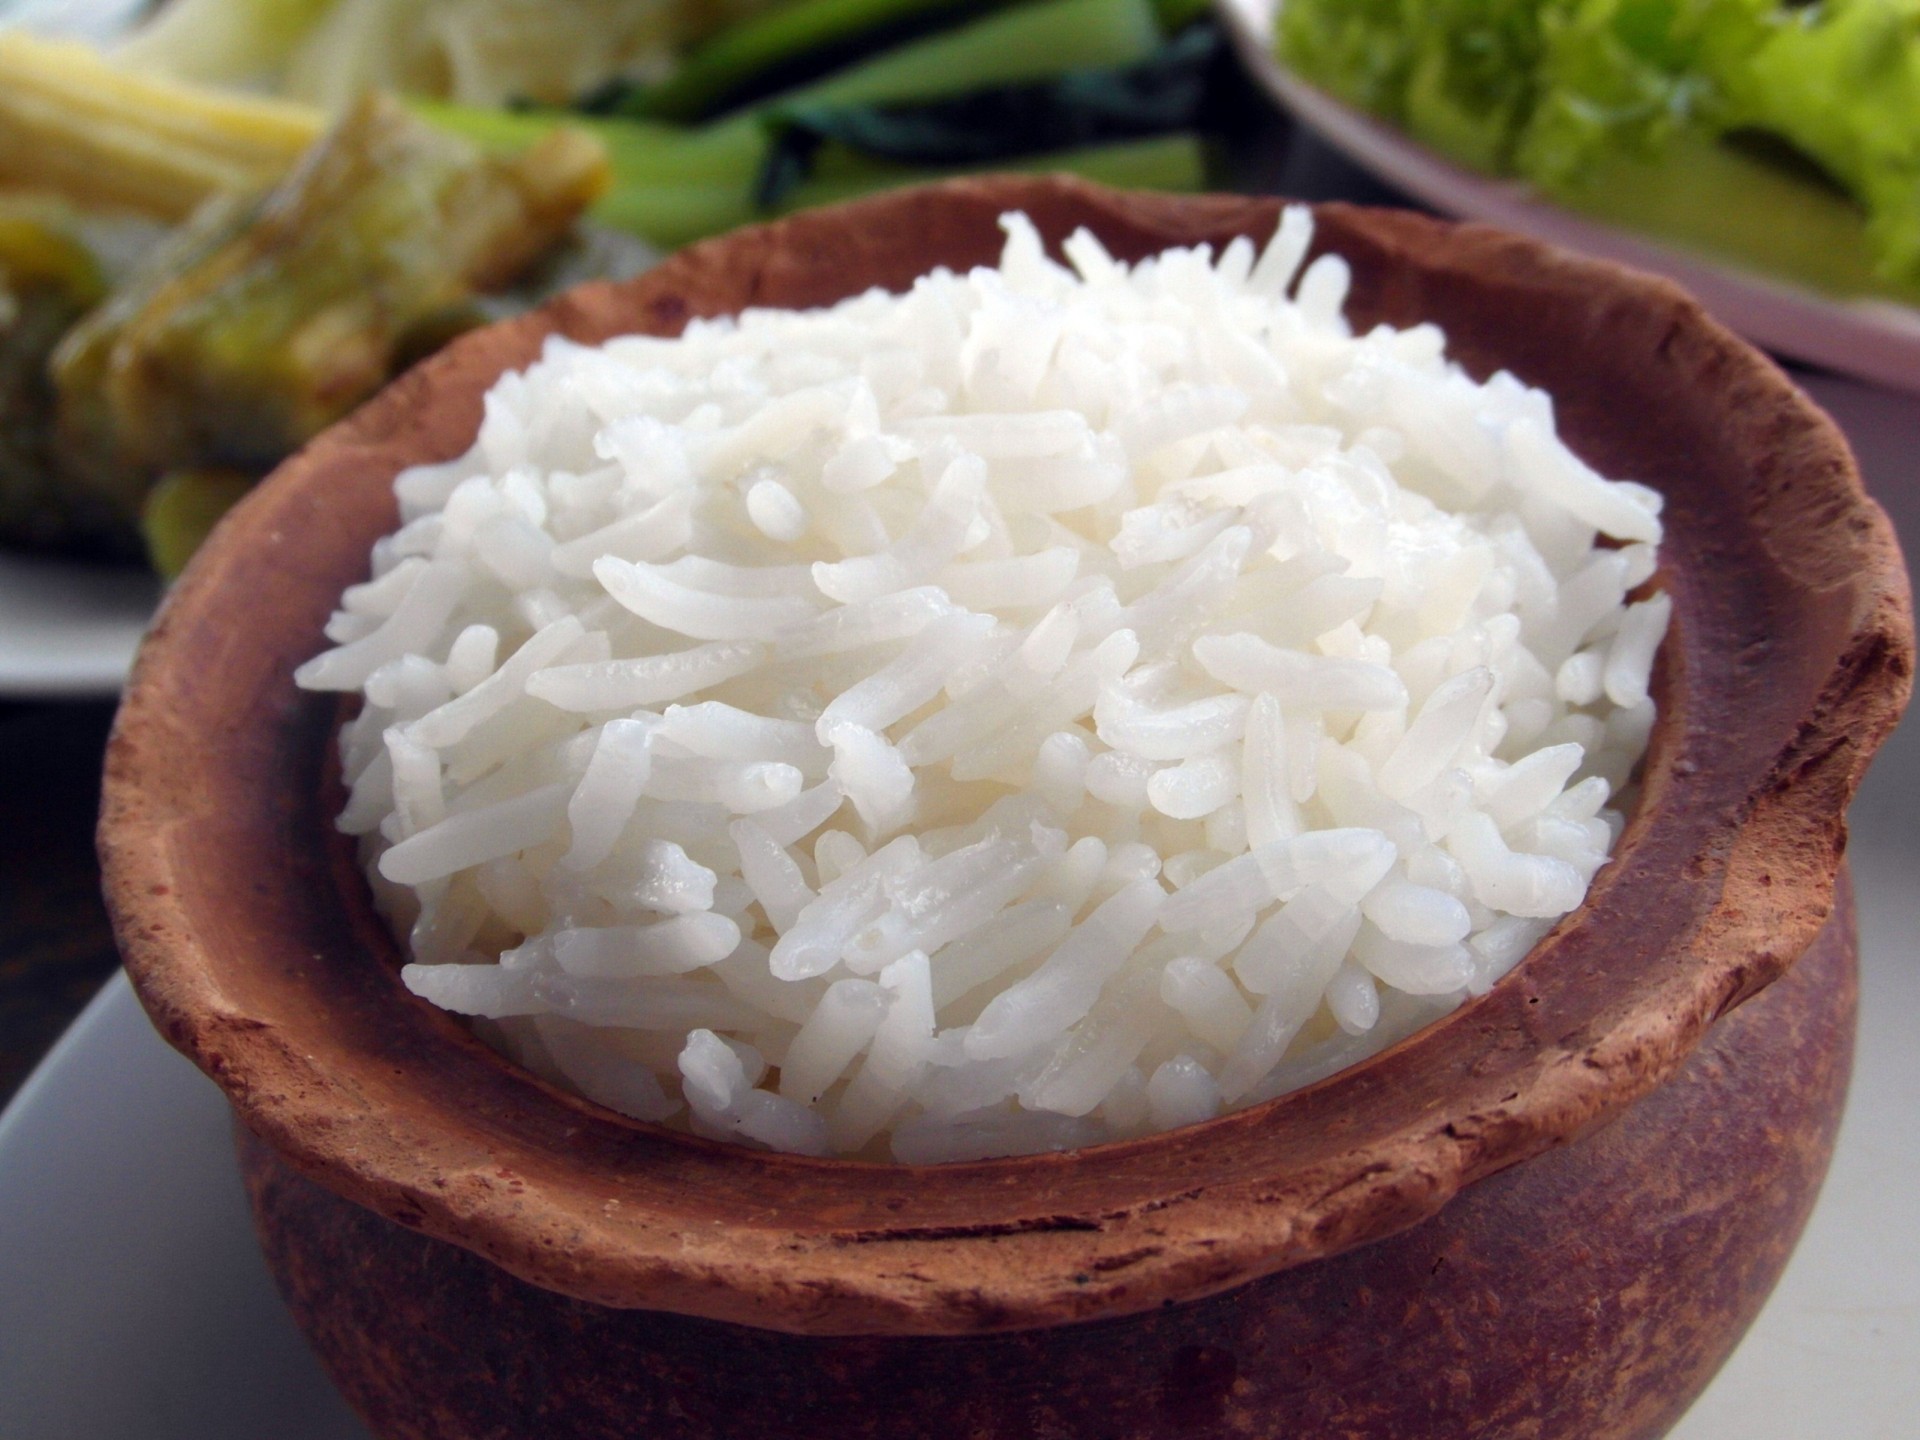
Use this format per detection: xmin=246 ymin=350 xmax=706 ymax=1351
xmin=1 ymin=0 xmax=1231 ymax=694
xmin=1219 ymin=0 xmax=1920 ymax=396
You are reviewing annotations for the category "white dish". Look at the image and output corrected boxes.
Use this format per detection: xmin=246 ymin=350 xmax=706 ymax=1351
xmin=0 ymin=552 xmax=157 ymax=698
xmin=0 ymin=0 xmax=146 ymax=43
xmin=0 ymin=971 xmax=372 ymax=1440
xmin=1219 ymin=0 xmax=1920 ymax=398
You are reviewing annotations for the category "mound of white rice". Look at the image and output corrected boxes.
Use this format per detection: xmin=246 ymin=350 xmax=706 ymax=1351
xmin=298 ymin=208 xmax=1668 ymax=1163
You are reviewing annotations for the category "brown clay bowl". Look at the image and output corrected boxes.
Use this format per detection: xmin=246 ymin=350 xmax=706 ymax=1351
xmin=101 ymin=177 xmax=1912 ymax=1439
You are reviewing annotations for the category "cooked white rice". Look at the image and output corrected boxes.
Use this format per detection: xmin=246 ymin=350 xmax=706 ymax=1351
xmin=298 ymin=208 xmax=1667 ymax=1162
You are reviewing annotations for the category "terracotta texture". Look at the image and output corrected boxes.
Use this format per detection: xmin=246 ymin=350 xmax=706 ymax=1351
xmin=100 ymin=177 xmax=1914 ymax=1340
xmin=242 ymin=881 xmax=1858 ymax=1440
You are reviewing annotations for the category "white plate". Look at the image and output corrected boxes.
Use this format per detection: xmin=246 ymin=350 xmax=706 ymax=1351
xmin=0 ymin=0 xmax=146 ymax=42
xmin=0 ymin=552 xmax=158 ymax=698
xmin=1219 ymin=0 xmax=1920 ymax=398
xmin=0 ymin=971 xmax=371 ymax=1440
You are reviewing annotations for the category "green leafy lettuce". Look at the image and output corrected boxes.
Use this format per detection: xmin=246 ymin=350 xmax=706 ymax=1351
xmin=1276 ymin=0 xmax=1920 ymax=302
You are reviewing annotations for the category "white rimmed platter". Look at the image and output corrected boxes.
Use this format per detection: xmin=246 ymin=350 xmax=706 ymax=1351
xmin=1218 ymin=0 xmax=1920 ymax=398
xmin=0 ymin=970 xmax=372 ymax=1440
xmin=0 ymin=552 xmax=157 ymax=698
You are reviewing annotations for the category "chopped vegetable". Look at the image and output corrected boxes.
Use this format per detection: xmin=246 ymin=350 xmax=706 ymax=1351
xmin=0 ymin=31 xmax=324 ymax=222
xmin=141 ymin=468 xmax=255 ymax=579
xmin=0 ymin=200 xmax=127 ymax=555
xmin=116 ymin=0 xmax=783 ymax=110
xmin=3 ymin=0 xmax=1231 ymax=573
xmin=49 ymin=94 xmax=608 ymax=531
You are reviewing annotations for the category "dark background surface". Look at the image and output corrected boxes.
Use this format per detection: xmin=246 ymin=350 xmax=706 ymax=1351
xmin=0 ymin=700 xmax=120 ymax=1105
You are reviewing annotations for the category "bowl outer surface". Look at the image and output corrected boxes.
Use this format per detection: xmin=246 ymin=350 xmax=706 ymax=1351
xmin=239 ymin=882 xmax=1859 ymax=1440
xmin=99 ymin=176 xmax=1915 ymax=1336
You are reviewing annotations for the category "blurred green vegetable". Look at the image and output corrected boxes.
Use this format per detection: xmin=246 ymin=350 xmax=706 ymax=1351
xmin=1276 ymin=0 xmax=1920 ymax=302
xmin=0 ymin=31 xmax=325 ymax=222
xmin=1270 ymin=0 xmax=1423 ymax=131
xmin=0 ymin=201 xmax=127 ymax=554
xmin=766 ymin=0 xmax=1162 ymax=107
xmin=428 ymin=0 xmax=1179 ymax=246
xmin=48 ymin=93 xmax=608 ymax=541
xmin=5 ymin=0 xmax=1230 ymax=573
xmin=141 ymin=467 xmax=255 ymax=579
xmin=754 ymin=22 xmax=1223 ymax=204
xmin=91 ymin=0 xmax=1211 ymax=254
xmin=780 ymin=131 xmax=1208 ymax=207
xmin=617 ymin=0 xmax=1007 ymax=122
xmin=1730 ymin=1 xmax=1920 ymax=289
xmin=117 ymin=0 xmax=785 ymax=110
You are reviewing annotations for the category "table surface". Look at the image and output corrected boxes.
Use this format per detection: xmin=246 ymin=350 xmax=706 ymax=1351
xmin=0 ymin=131 xmax=1914 ymax=1439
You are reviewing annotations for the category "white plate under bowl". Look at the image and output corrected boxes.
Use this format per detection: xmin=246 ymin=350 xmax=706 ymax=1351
xmin=1219 ymin=0 xmax=1920 ymax=398
xmin=0 ymin=0 xmax=146 ymax=42
xmin=0 ymin=552 xmax=157 ymax=698
xmin=0 ymin=971 xmax=372 ymax=1440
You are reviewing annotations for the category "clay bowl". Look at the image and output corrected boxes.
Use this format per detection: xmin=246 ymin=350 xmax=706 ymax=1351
xmin=102 ymin=177 xmax=1911 ymax=1439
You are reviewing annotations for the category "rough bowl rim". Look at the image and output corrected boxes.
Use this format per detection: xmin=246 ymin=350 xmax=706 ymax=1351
xmin=100 ymin=175 xmax=1913 ymax=1337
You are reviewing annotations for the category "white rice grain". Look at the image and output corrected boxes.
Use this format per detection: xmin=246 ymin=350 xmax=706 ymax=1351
xmin=304 ymin=208 xmax=1666 ymax=1160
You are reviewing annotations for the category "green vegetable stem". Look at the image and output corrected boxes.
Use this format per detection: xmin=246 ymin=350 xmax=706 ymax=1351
xmin=422 ymin=0 xmax=1205 ymax=249
xmin=754 ymin=23 xmax=1224 ymax=205
xmin=608 ymin=0 xmax=1018 ymax=123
